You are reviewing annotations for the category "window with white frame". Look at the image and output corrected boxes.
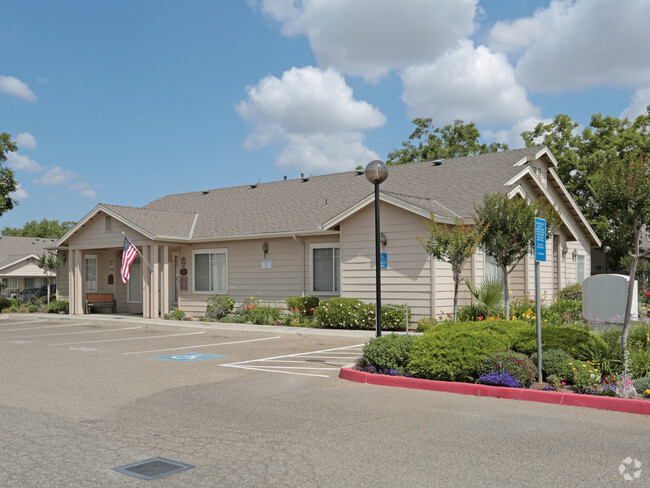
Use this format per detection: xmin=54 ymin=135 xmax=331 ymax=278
xmin=4 ymin=278 xmax=17 ymax=290
xmin=127 ymin=257 xmax=142 ymax=303
xmin=312 ymin=246 xmax=340 ymax=293
xmin=576 ymin=254 xmax=585 ymax=284
xmin=85 ymin=255 xmax=97 ymax=292
xmin=193 ymin=250 xmax=227 ymax=293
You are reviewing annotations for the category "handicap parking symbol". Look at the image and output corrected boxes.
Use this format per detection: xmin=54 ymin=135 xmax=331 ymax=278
xmin=155 ymin=353 xmax=226 ymax=362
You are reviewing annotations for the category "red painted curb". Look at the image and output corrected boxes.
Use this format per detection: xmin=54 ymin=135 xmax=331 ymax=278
xmin=339 ymin=368 xmax=650 ymax=416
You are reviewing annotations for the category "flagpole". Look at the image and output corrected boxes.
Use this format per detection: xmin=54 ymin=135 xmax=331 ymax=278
xmin=122 ymin=232 xmax=154 ymax=270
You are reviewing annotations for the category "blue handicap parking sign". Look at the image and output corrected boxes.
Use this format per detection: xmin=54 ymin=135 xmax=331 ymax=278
xmin=155 ymin=353 xmax=226 ymax=362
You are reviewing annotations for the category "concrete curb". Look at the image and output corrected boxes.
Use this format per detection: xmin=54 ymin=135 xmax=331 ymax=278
xmin=339 ymin=368 xmax=650 ymax=416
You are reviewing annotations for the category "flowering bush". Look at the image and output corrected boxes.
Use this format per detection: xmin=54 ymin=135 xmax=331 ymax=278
xmin=477 ymin=350 xmax=537 ymax=387
xmin=570 ymin=360 xmax=601 ymax=393
xmin=285 ymin=296 xmax=319 ymax=317
xmin=165 ymin=308 xmax=186 ymax=320
xmin=477 ymin=370 xmax=520 ymax=388
xmin=205 ymin=295 xmax=235 ymax=319
xmin=358 ymin=334 xmax=416 ymax=376
xmin=313 ymin=298 xmax=408 ymax=330
xmin=530 ymin=348 xmax=574 ymax=382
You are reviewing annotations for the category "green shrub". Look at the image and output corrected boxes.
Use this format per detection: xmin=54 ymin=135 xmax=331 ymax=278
xmin=570 ymin=359 xmax=601 ymax=393
xmin=313 ymin=298 xmax=374 ymax=329
xmin=416 ymin=317 xmax=436 ymax=332
xmin=26 ymin=303 xmax=38 ymax=313
xmin=577 ymin=337 xmax=623 ymax=377
xmin=558 ymin=283 xmax=582 ymax=301
xmin=464 ymin=276 xmax=504 ymax=318
xmin=206 ymin=295 xmax=235 ymax=319
xmin=360 ymin=334 xmax=416 ymax=375
xmin=629 ymin=348 xmax=650 ymax=379
xmin=457 ymin=304 xmax=490 ymax=321
xmin=244 ymin=305 xmax=282 ymax=325
xmin=632 ymin=376 xmax=650 ymax=394
xmin=286 ymin=296 xmax=320 ymax=316
xmin=628 ymin=323 xmax=650 ymax=351
xmin=0 ymin=298 xmax=16 ymax=311
xmin=46 ymin=300 xmax=69 ymax=314
xmin=165 ymin=309 xmax=186 ymax=320
xmin=408 ymin=326 xmax=512 ymax=382
xmin=599 ymin=328 xmax=622 ymax=348
xmin=477 ymin=350 xmax=537 ymax=387
xmin=514 ymin=325 xmax=605 ymax=357
xmin=380 ymin=304 xmax=410 ymax=331
xmin=530 ymin=348 xmax=575 ymax=382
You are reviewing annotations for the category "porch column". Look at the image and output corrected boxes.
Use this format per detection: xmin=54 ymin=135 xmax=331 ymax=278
xmin=151 ymin=244 xmax=159 ymax=318
xmin=68 ymin=250 xmax=76 ymax=314
xmin=74 ymin=250 xmax=83 ymax=314
xmin=161 ymin=245 xmax=169 ymax=316
xmin=142 ymin=246 xmax=151 ymax=318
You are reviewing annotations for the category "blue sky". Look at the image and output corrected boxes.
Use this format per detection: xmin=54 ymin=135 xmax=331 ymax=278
xmin=2 ymin=0 xmax=648 ymax=230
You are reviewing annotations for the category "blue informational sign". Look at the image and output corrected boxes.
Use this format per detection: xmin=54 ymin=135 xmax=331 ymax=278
xmin=380 ymin=253 xmax=387 ymax=269
xmin=535 ymin=218 xmax=546 ymax=262
xmin=155 ymin=353 xmax=226 ymax=362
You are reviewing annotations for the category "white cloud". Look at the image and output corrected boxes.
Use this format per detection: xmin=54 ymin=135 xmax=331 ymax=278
xmin=15 ymin=132 xmax=37 ymax=149
xmin=276 ymin=132 xmax=379 ymax=172
xmin=34 ymin=167 xmax=79 ymax=186
xmin=401 ymin=40 xmax=539 ymax=126
xmin=482 ymin=116 xmax=552 ymax=149
xmin=620 ymin=87 xmax=650 ymax=120
xmin=0 ymin=75 xmax=37 ymax=102
xmin=8 ymin=183 xmax=28 ymax=201
xmin=6 ymin=152 xmax=43 ymax=173
xmin=237 ymin=66 xmax=385 ymax=172
xmin=254 ymin=0 xmax=479 ymax=81
xmin=490 ymin=0 xmax=650 ymax=93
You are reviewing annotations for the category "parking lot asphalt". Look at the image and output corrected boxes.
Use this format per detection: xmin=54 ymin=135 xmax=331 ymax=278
xmin=0 ymin=314 xmax=648 ymax=487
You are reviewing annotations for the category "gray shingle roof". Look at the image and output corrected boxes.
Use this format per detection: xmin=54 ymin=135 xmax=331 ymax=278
xmin=64 ymin=145 xmax=566 ymax=243
xmin=135 ymin=145 xmax=544 ymax=239
xmin=0 ymin=236 xmax=57 ymax=270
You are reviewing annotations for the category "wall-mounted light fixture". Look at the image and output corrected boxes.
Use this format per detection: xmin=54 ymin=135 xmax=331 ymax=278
xmin=572 ymin=250 xmax=578 ymax=259
xmin=262 ymin=242 xmax=269 ymax=256
xmin=61 ymin=253 xmax=67 ymax=264
xmin=380 ymin=232 xmax=387 ymax=246
xmin=561 ymin=245 xmax=568 ymax=256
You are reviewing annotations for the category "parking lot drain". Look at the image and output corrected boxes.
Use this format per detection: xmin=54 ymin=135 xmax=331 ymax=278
xmin=112 ymin=457 xmax=195 ymax=480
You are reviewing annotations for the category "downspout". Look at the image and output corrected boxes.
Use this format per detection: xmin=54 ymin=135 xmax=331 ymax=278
xmin=293 ymin=235 xmax=305 ymax=297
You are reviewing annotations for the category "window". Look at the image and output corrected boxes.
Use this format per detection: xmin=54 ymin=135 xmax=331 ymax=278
xmin=312 ymin=246 xmax=340 ymax=293
xmin=193 ymin=250 xmax=227 ymax=293
xmin=4 ymin=278 xmax=17 ymax=290
xmin=85 ymin=255 xmax=97 ymax=292
xmin=576 ymin=255 xmax=585 ymax=284
xmin=485 ymin=254 xmax=503 ymax=281
xmin=127 ymin=257 xmax=142 ymax=303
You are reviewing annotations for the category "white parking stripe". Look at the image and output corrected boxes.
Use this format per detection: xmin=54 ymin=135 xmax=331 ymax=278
xmin=15 ymin=326 xmax=141 ymax=338
xmin=0 ymin=322 xmax=91 ymax=333
xmin=221 ymin=344 xmax=365 ymax=377
xmin=122 ymin=335 xmax=281 ymax=355
xmin=48 ymin=331 xmax=204 ymax=346
xmin=0 ymin=319 xmax=48 ymax=326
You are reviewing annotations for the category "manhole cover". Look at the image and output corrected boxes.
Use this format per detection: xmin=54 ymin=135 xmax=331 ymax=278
xmin=112 ymin=457 xmax=195 ymax=480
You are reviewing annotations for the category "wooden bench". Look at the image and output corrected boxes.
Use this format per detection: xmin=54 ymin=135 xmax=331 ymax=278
xmin=86 ymin=293 xmax=116 ymax=314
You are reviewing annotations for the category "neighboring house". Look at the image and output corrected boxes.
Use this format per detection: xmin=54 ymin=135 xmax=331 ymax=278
xmin=54 ymin=146 xmax=600 ymax=323
xmin=0 ymin=236 xmax=58 ymax=298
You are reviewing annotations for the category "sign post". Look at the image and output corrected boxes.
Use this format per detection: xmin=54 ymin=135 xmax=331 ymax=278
xmin=534 ymin=218 xmax=546 ymax=383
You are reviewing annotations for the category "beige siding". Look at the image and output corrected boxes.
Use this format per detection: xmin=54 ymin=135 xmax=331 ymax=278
xmin=340 ymin=202 xmax=431 ymax=324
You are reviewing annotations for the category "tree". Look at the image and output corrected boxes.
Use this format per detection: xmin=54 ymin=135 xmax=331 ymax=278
xmin=589 ymin=153 xmax=650 ymax=350
xmin=521 ymin=106 xmax=650 ymax=265
xmin=2 ymin=218 xmax=76 ymax=239
xmin=37 ymin=253 xmax=60 ymax=306
xmin=387 ymin=118 xmax=508 ymax=165
xmin=474 ymin=193 xmax=560 ymax=320
xmin=0 ymin=132 xmax=19 ymax=217
xmin=418 ymin=215 xmax=487 ymax=322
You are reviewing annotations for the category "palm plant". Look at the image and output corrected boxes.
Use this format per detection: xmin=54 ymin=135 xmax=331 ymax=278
xmin=464 ymin=276 xmax=504 ymax=318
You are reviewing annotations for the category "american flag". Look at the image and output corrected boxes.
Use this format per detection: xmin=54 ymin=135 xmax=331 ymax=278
xmin=121 ymin=236 xmax=139 ymax=284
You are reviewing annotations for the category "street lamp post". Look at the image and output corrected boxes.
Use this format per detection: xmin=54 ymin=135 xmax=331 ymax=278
xmin=365 ymin=160 xmax=389 ymax=337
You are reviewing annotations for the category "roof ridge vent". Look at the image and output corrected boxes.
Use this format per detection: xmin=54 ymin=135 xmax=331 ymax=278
xmin=432 ymin=159 xmax=443 ymax=166
xmin=250 ymin=183 xmax=258 ymax=189
xmin=355 ymin=169 xmax=365 ymax=175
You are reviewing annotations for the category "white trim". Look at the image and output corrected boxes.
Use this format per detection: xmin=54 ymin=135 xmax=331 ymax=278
xmin=546 ymin=168 xmax=601 ymax=246
xmin=309 ymin=243 xmax=340 ymax=295
xmin=504 ymin=168 xmax=532 ymax=187
xmin=0 ymin=254 xmax=42 ymax=272
xmin=535 ymin=147 xmax=559 ymax=167
xmin=507 ymin=185 xmax=527 ymax=199
xmin=512 ymin=156 xmax=529 ymax=167
xmin=192 ymin=248 xmax=228 ymax=294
